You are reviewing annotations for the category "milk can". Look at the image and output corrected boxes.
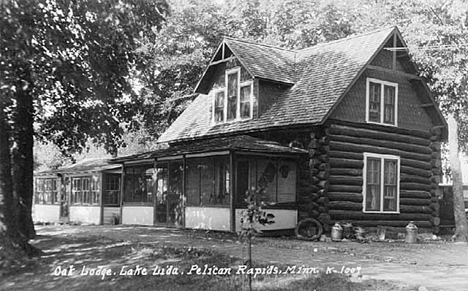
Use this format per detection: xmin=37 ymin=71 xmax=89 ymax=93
xmin=331 ymin=222 xmax=343 ymax=241
xmin=405 ymin=221 xmax=418 ymax=244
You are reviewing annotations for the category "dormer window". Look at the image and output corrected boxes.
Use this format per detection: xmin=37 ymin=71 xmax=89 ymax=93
xmin=213 ymin=67 xmax=253 ymax=124
xmin=366 ymin=78 xmax=398 ymax=126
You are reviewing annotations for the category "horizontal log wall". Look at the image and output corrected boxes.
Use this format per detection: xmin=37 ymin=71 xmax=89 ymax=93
xmin=326 ymin=121 xmax=442 ymax=230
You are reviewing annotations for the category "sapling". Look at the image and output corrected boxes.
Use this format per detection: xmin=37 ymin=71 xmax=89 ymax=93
xmin=239 ymin=186 xmax=275 ymax=291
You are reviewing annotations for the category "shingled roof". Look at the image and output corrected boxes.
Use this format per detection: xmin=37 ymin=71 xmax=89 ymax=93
xmin=112 ymin=135 xmax=307 ymax=163
xmin=158 ymin=27 xmax=431 ymax=144
xmin=35 ymin=157 xmax=120 ymax=176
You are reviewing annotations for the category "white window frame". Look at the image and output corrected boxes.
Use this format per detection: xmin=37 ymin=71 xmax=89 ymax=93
xmin=212 ymin=67 xmax=253 ymax=124
xmin=363 ymin=153 xmax=400 ymax=213
xmin=366 ymin=78 xmax=398 ymax=126
xmin=239 ymin=81 xmax=253 ymax=120
xmin=212 ymin=88 xmax=225 ymax=124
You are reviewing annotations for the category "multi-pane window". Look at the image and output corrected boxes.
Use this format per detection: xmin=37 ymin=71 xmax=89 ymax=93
xmin=383 ymin=85 xmax=396 ymax=124
xmin=227 ymin=72 xmax=238 ymax=121
xmin=214 ymin=91 xmax=225 ymax=123
xmin=240 ymin=84 xmax=251 ymax=119
xmin=71 ymin=176 xmax=100 ymax=206
xmin=367 ymin=78 xmax=398 ymax=126
xmin=213 ymin=68 xmax=252 ymax=123
xmin=35 ymin=178 xmax=59 ymax=204
xmin=368 ymin=82 xmax=381 ymax=122
xmin=364 ymin=153 xmax=400 ymax=213
xmin=104 ymin=174 xmax=120 ymax=206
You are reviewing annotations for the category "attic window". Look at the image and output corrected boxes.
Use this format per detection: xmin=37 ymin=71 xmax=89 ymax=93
xmin=366 ymin=78 xmax=398 ymax=126
xmin=213 ymin=67 xmax=253 ymax=124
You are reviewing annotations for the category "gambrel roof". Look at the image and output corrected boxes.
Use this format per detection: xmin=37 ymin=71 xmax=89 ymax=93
xmin=158 ymin=26 xmax=446 ymax=144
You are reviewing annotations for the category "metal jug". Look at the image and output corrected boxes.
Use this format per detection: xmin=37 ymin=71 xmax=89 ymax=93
xmin=405 ymin=221 xmax=418 ymax=244
xmin=331 ymin=222 xmax=343 ymax=241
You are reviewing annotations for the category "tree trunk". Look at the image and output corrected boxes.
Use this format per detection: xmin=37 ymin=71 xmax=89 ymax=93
xmin=448 ymin=115 xmax=468 ymax=242
xmin=0 ymin=95 xmax=27 ymax=270
xmin=12 ymin=83 xmax=36 ymax=239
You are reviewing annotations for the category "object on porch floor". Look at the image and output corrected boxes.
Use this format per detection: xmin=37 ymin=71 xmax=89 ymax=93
xmin=405 ymin=221 xmax=418 ymax=244
xmin=355 ymin=227 xmax=366 ymax=241
xmin=331 ymin=222 xmax=343 ymax=241
xmin=342 ymin=223 xmax=353 ymax=239
xmin=378 ymin=226 xmax=386 ymax=241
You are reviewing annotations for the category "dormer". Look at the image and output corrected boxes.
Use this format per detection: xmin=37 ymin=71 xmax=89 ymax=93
xmin=212 ymin=66 xmax=254 ymax=123
xmin=194 ymin=38 xmax=296 ymax=125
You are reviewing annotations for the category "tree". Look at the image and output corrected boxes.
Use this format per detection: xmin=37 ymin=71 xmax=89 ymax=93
xmin=448 ymin=115 xmax=468 ymax=241
xmin=0 ymin=0 xmax=169 ymax=268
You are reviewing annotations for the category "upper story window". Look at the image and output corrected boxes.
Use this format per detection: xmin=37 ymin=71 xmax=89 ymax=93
xmin=363 ymin=153 xmax=400 ymax=213
xmin=366 ymin=78 xmax=398 ymax=126
xmin=213 ymin=68 xmax=253 ymax=124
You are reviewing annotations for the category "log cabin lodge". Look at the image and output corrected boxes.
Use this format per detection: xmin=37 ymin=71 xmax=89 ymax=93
xmin=33 ymin=27 xmax=448 ymax=234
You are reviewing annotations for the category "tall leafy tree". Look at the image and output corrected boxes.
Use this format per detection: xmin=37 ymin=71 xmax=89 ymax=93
xmin=0 ymin=0 xmax=169 ymax=267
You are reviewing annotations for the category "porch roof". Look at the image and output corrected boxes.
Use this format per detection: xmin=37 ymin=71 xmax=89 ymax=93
xmin=35 ymin=158 xmax=120 ymax=176
xmin=111 ymin=135 xmax=308 ymax=163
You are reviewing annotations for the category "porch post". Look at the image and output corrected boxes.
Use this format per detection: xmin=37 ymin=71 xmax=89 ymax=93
xmin=119 ymin=164 xmax=125 ymax=225
xmin=229 ymin=150 xmax=235 ymax=232
xmin=182 ymin=154 xmax=186 ymax=228
xmin=153 ymin=158 xmax=157 ymax=226
xmin=99 ymin=172 xmax=104 ymax=225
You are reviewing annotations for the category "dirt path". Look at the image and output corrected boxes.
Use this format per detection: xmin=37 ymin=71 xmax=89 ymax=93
xmin=34 ymin=225 xmax=468 ymax=291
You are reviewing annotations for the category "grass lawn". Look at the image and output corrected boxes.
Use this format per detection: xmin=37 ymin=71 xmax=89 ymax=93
xmin=0 ymin=228 xmax=408 ymax=291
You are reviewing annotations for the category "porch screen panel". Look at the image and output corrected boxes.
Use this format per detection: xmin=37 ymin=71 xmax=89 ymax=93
xmin=156 ymin=164 xmax=168 ymax=203
xmin=257 ymin=159 xmax=278 ymax=203
xmin=213 ymin=157 xmax=229 ymax=206
xmin=124 ymin=165 xmax=155 ymax=203
xmin=169 ymin=162 xmax=183 ymax=196
xmin=236 ymin=160 xmax=250 ymax=204
xmin=185 ymin=159 xmax=200 ymax=206
xmin=200 ymin=159 xmax=214 ymax=206
xmin=186 ymin=157 xmax=230 ymax=207
xmin=277 ymin=161 xmax=296 ymax=203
